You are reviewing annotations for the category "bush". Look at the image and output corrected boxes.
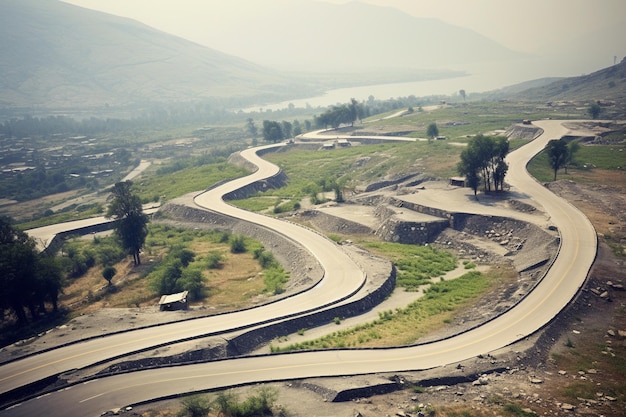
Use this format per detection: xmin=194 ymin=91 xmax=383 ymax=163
xmin=263 ymin=267 xmax=289 ymax=294
xmin=178 ymin=395 xmax=211 ymax=417
xmin=212 ymin=387 xmax=278 ymax=417
xmin=230 ymin=235 xmax=246 ymax=253
xmin=102 ymin=265 xmax=116 ymax=285
xmin=206 ymin=250 xmax=224 ymax=269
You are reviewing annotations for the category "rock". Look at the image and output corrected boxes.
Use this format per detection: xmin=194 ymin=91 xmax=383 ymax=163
xmin=473 ymin=376 xmax=489 ymax=386
xmin=605 ymin=396 xmax=617 ymax=401
xmin=607 ymin=329 xmax=616 ymax=337
xmin=561 ymin=403 xmax=576 ymax=411
xmin=528 ymin=377 xmax=543 ymax=384
xmin=618 ymin=330 xmax=626 ymax=338
xmin=600 ymin=291 xmax=610 ymax=299
xmin=558 ymin=370 xmax=567 ymax=375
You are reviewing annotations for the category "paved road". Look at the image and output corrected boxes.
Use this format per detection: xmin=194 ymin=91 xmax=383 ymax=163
xmin=1 ymin=145 xmax=366 ymax=400
xmin=1 ymin=121 xmax=597 ymax=416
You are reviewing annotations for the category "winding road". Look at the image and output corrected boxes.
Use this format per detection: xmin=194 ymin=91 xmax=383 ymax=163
xmin=1 ymin=120 xmax=597 ymax=416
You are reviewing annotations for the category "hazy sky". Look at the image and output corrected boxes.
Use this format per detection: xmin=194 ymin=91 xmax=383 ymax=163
xmin=63 ymin=0 xmax=625 ymax=54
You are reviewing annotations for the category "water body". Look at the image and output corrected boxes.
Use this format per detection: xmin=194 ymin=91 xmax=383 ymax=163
xmin=246 ymin=58 xmax=568 ymax=112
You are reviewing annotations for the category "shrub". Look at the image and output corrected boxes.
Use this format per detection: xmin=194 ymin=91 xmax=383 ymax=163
xmin=178 ymin=395 xmax=211 ymax=417
xmin=230 ymin=235 xmax=246 ymax=253
xmin=206 ymin=250 xmax=224 ymax=269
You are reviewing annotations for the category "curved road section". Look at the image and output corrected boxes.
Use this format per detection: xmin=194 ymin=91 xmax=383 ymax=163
xmin=0 ymin=146 xmax=366 ymax=398
xmin=1 ymin=121 xmax=597 ymax=417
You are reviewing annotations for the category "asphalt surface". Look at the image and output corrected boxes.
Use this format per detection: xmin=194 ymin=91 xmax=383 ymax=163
xmin=1 ymin=121 xmax=598 ymax=417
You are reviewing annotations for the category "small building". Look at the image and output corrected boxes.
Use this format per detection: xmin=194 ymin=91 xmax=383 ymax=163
xmin=449 ymin=177 xmax=466 ymax=187
xmin=321 ymin=142 xmax=335 ymax=150
xmin=159 ymin=290 xmax=189 ymax=311
xmin=337 ymin=138 xmax=351 ymax=147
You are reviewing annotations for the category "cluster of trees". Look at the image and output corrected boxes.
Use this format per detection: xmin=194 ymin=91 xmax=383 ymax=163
xmin=259 ymin=119 xmax=308 ymax=142
xmin=0 ymin=181 xmax=149 ymax=327
xmin=0 ymin=218 xmax=63 ymax=324
xmin=315 ymin=98 xmax=363 ymax=129
xmin=457 ymin=135 xmax=510 ymax=197
xmin=148 ymin=247 xmax=206 ymax=301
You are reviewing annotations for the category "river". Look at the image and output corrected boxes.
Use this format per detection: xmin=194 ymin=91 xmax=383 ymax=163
xmin=244 ymin=57 xmax=571 ymax=112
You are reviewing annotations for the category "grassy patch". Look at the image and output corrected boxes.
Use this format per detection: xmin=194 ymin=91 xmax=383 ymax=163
xmin=262 ymin=142 xmax=463 ymax=200
xmin=362 ymin=242 xmax=457 ymax=290
xmin=271 ymin=270 xmax=491 ymax=351
xmin=133 ymin=162 xmax=250 ymax=202
xmin=528 ymin=143 xmax=626 ymax=183
xmin=56 ymin=225 xmax=287 ymax=313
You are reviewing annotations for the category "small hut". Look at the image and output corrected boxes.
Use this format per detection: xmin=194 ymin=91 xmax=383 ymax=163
xmin=158 ymin=291 xmax=189 ymax=311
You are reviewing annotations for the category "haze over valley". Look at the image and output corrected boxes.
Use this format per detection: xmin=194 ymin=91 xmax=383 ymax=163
xmin=1 ymin=0 xmax=624 ymax=113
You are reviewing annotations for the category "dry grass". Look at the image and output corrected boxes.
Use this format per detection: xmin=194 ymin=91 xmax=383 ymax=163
xmin=58 ymin=239 xmax=268 ymax=316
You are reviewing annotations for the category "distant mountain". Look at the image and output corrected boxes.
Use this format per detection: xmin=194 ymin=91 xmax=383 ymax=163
xmin=510 ymin=58 xmax=626 ymax=103
xmin=0 ymin=0 xmax=306 ymax=110
xmin=193 ymin=0 xmax=526 ymax=72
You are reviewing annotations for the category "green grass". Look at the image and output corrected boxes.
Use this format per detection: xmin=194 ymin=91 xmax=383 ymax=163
xmin=229 ymin=196 xmax=278 ymax=212
xmin=133 ymin=162 xmax=250 ymax=202
xmin=362 ymin=101 xmax=573 ymax=140
xmin=270 ymin=270 xmax=491 ymax=351
xmin=528 ymin=143 xmax=626 ymax=182
xmin=262 ymin=141 xmax=463 ymax=200
xmin=362 ymin=242 xmax=457 ymax=290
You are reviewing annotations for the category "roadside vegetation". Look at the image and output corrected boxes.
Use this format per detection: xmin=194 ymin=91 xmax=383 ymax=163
xmin=176 ymin=386 xmax=282 ymax=417
xmin=528 ymin=140 xmax=625 ymax=183
xmin=270 ymin=268 xmax=503 ymax=351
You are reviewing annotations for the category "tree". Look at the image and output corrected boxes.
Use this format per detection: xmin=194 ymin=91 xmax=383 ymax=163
xmin=0 ymin=217 xmax=63 ymax=324
xmin=262 ymin=120 xmax=283 ymax=142
xmin=564 ymin=140 xmax=580 ymax=174
xmin=426 ymin=123 xmax=439 ymax=141
xmin=545 ymin=139 xmax=569 ymax=181
xmin=588 ymin=102 xmax=601 ymax=119
xmin=106 ymin=181 xmax=149 ymax=266
xmin=457 ymin=145 xmax=482 ymax=198
xmin=281 ymin=120 xmax=292 ymax=138
xmin=457 ymin=135 xmax=510 ymax=196
xmin=102 ymin=265 xmax=116 ymax=286
xmin=459 ymin=89 xmax=466 ymax=101
xmin=245 ymin=118 xmax=257 ymax=138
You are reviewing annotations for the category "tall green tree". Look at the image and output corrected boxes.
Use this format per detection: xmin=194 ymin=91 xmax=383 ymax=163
xmin=457 ymin=135 xmax=509 ymax=195
xmin=262 ymin=120 xmax=284 ymax=142
xmin=457 ymin=145 xmax=482 ymax=197
xmin=0 ymin=217 xmax=63 ymax=324
xmin=426 ymin=123 xmax=439 ymax=141
xmin=106 ymin=181 xmax=149 ymax=266
xmin=545 ymin=139 xmax=569 ymax=181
